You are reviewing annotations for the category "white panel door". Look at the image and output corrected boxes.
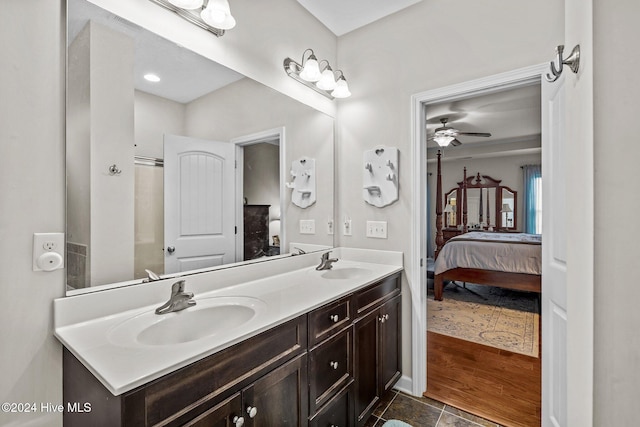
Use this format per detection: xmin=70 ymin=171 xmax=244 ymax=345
xmin=541 ymin=75 xmax=568 ymax=427
xmin=164 ymin=135 xmax=236 ymax=274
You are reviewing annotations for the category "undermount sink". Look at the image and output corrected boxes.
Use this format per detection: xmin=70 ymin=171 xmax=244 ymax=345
xmin=321 ymin=267 xmax=372 ymax=280
xmin=108 ymin=296 xmax=267 ymax=347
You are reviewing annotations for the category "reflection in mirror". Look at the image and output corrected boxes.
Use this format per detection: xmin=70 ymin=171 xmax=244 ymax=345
xmin=65 ymin=0 xmax=334 ymax=293
xmin=500 ymin=188 xmax=516 ymax=229
xmin=444 ymin=190 xmax=457 ymax=227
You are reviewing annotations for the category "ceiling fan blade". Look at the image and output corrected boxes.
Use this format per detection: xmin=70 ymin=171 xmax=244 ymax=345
xmin=457 ymin=132 xmax=492 ymax=137
xmin=450 ymin=139 xmax=462 ymax=146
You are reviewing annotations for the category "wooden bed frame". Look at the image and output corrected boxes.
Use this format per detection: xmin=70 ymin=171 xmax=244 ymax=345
xmin=433 ymin=150 xmax=541 ymax=301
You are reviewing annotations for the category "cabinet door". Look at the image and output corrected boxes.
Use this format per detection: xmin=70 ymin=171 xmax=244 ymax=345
xmin=379 ymin=295 xmax=402 ymax=392
xmin=353 ymin=309 xmax=379 ymax=426
xmin=309 ymin=326 xmax=353 ymax=414
xmin=309 ymin=384 xmax=353 ymax=427
xmin=242 ymin=354 xmax=308 ymax=426
xmin=183 ymin=392 xmax=244 ymax=427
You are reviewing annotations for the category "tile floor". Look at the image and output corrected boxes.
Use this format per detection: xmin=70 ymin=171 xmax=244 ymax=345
xmin=364 ymin=390 xmax=503 ymax=427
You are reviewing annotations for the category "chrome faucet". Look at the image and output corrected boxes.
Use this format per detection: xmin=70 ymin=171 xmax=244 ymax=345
xmin=292 ymin=247 xmax=306 ymax=255
xmin=316 ymin=251 xmax=338 ymax=271
xmin=155 ymin=280 xmax=196 ymax=315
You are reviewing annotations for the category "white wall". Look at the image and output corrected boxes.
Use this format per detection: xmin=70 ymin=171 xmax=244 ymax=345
xmin=0 ymin=1 xmax=65 ymax=426
xmin=335 ymin=0 xmax=563 ymax=380
xmin=592 ymin=1 xmax=640 ymax=425
xmin=88 ymin=21 xmax=136 ymax=286
xmin=134 ymin=90 xmax=186 ymax=159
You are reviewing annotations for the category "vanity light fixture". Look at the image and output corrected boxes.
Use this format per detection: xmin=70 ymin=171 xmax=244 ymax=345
xmin=148 ymin=0 xmax=235 ymax=36
xmin=284 ymin=49 xmax=351 ymax=99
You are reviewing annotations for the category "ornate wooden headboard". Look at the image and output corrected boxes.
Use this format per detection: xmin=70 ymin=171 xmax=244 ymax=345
xmin=434 ymin=157 xmax=518 ymax=258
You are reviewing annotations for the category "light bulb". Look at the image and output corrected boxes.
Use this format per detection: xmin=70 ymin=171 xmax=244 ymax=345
xmin=299 ymin=56 xmax=321 ymax=82
xmin=167 ymin=0 xmax=203 ymax=9
xmin=316 ymin=69 xmax=337 ymax=91
xmin=433 ymin=135 xmax=455 ymax=147
xmin=201 ymin=0 xmax=236 ymax=30
xmin=331 ymin=78 xmax=351 ymax=98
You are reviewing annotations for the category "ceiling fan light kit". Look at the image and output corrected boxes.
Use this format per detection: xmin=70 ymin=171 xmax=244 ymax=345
xmin=284 ymin=49 xmax=351 ymax=99
xmin=429 ymin=117 xmax=491 ymax=147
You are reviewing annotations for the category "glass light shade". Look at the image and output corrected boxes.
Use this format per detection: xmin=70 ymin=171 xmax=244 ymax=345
xmin=331 ymin=78 xmax=351 ymax=98
xmin=168 ymin=0 xmax=204 ymax=9
xmin=316 ymin=69 xmax=337 ymax=91
xmin=201 ymin=0 xmax=236 ymax=30
xmin=299 ymin=57 xmax=321 ymax=82
xmin=433 ymin=135 xmax=454 ymax=147
xmin=501 ymin=203 xmax=513 ymax=213
xmin=443 ymin=204 xmax=454 ymax=213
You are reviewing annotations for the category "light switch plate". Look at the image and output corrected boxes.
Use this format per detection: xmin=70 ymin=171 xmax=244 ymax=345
xmin=366 ymin=221 xmax=388 ymax=239
xmin=343 ymin=219 xmax=352 ymax=236
xmin=299 ymin=219 xmax=315 ymax=235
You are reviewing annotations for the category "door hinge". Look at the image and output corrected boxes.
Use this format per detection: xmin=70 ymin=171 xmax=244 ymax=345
xmin=235 ymin=226 xmax=237 ymax=235
xmin=235 ymin=160 xmax=237 ymax=169
xmin=420 ymin=258 xmax=424 ymax=267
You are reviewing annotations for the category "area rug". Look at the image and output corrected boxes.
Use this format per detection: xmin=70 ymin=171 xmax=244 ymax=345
xmin=427 ymin=283 xmax=540 ymax=357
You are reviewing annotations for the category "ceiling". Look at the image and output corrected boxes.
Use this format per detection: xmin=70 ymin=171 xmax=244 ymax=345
xmin=295 ymin=0 xmax=423 ymax=36
xmin=425 ymin=85 xmax=542 ymax=151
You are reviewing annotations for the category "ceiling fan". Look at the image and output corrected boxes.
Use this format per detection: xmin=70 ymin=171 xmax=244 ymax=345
xmin=429 ymin=118 xmax=492 ymax=147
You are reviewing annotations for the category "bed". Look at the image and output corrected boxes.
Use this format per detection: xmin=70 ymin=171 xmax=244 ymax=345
xmin=432 ymin=151 xmax=541 ymax=301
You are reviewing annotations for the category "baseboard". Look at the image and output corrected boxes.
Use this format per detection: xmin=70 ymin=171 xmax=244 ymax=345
xmin=392 ymin=374 xmax=413 ymax=396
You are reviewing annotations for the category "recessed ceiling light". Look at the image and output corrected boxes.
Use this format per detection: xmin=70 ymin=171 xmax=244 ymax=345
xmin=144 ymin=73 xmax=161 ymax=83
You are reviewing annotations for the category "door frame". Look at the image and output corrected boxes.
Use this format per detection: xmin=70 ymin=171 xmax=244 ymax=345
xmin=231 ymin=127 xmax=286 ymax=261
xmin=409 ymin=64 xmax=594 ymax=418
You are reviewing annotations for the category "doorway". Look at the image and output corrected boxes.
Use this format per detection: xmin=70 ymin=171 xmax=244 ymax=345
xmin=409 ymin=64 xmax=575 ymax=424
xmin=232 ymin=127 xmax=286 ymax=261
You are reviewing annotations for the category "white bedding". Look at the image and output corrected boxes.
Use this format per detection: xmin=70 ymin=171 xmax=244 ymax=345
xmin=434 ymin=232 xmax=542 ymax=276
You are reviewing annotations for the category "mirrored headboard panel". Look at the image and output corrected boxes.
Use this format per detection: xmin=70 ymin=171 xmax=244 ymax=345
xmin=66 ymin=0 xmax=334 ymax=294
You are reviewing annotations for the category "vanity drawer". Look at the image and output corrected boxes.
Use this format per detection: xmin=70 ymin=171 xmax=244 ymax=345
xmin=308 ymin=325 xmax=353 ymax=414
xmin=309 ymin=383 xmax=354 ymax=427
xmin=139 ymin=315 xmax=307 ymax=427
xmin=353 ymin=272 xmax=401 ymax=318
xmin=309 ymin=296 xmax=351 ymax=348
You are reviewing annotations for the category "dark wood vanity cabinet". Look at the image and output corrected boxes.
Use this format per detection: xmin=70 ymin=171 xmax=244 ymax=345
xmin=353 ymin=275 xmax=402 ymax=426
xmin=63 ymin=272 xmax=401 ymax=427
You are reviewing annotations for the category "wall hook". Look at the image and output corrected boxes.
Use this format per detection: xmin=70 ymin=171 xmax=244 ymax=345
xmin=546 ymin=44 xmax=580 ymax=82
xmin=108 ymin=164 xmax=122 ymax=175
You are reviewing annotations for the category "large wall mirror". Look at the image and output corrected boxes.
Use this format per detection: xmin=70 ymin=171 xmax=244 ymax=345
xmin=66 ymin=0 xmax=335 ymax=293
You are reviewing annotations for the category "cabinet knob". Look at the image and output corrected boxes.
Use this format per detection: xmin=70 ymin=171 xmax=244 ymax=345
xmin=379 ymin=314 xmax=389 ymax=323
xmin=232 ymin=416 xmax=245 ymax=427
xmin=246 ymin=406 xmax=258 ymax=418
xmin=329 ymin=314 xmax=339 ymax=323
xmin=329 ymin=361 xmax=339 ymax=370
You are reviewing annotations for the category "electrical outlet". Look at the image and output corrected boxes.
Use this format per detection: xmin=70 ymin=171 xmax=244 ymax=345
xmin=343 ymin=218 xmax=352 ymax=236
xmin=33 ymin=232 xmax=65 ymax=272
xmin=299 ymin=219 xmax=315 ymax=235
xmin=327 ymin=218 xmax=334 ymax=235
xmin=366 ymin=221 xmax=388 ymax=239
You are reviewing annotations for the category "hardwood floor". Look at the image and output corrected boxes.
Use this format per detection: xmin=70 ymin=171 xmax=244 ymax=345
xmin=424 ymin=331 xmax=541 ymax=427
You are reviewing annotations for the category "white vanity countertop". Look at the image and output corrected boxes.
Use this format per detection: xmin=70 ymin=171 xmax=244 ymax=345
xmin=54 ymin=248 xmax=403 ymax=396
